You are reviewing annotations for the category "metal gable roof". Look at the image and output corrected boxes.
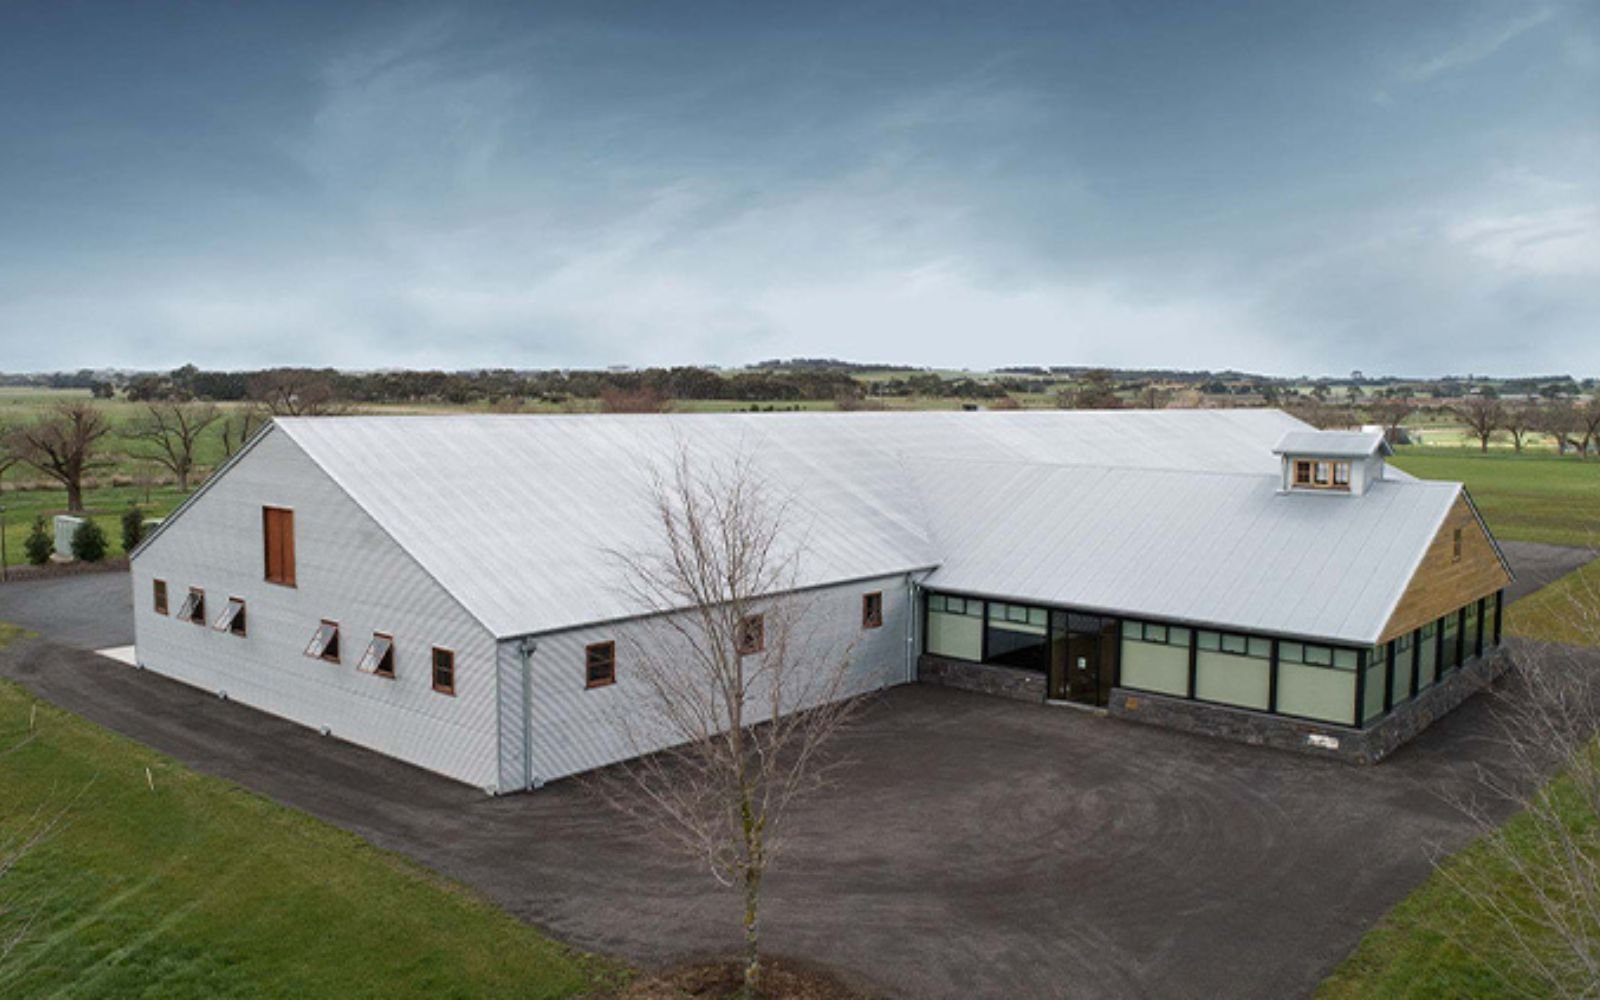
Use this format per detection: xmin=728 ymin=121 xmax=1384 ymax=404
xmin=1273 ymin=429 xmax=1392 ymax=458
xmin=268 ymin=409 xmax=1449 ymax=641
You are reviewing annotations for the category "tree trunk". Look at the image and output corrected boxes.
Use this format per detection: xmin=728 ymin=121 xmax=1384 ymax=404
xmin=65 ymin=480 xmax=83 ymax=513
xmin=177 ymin=465 xmax=190 ymax=492
xmin=742 ymin=865 xmax=762 ymax=998
xmin=740 ymin=794 xmax=764 ymax=999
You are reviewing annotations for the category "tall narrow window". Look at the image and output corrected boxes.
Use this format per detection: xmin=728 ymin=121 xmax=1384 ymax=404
xmin=263 ymin=506 xmax=296 ymax=587
xmin=176 ymin=588 xmax=206 ymax=625
xmin=1294 ymin=461 xmax=1313 ymax=485
xmin=153 ymin=579 xmax=169 ymax=615
xmin=358 ymin=633 xmax=395 ymax=678
xmin=305 ymin=620 xmax=340 ymax=662
xmin=1452 ymin=527 xmax=1463 ymax=562
xmin=862 ymin=592 xmax=884 ymax=629
xmin=213 ymin=597 xmax=247 ymax=636
xmin=585 ymin=641 xmax=616 ymax=689
xmin=736 ymin=614 xmax=765 ymax=656
xmin=1313 ymin=462 xmax=1331 ymax=485
xmin=432 ymin=647 xmax=456 ymax=696
xmin=1332 ymin=462 xmax=1351 ymax=487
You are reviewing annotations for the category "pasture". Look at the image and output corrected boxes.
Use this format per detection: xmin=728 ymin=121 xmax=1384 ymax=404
xmin=0 ymin=666 xmax=618 ymax=997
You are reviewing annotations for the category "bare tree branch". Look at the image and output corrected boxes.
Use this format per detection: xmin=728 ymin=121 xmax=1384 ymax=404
xmin=588 ymin=444 xmax=862 ymax=996
xmin=123 ymin=401 xmax=222 ymax=492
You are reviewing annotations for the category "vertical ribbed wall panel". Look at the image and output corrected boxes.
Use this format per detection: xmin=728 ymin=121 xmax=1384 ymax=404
xmin=131 ymin=427 xmax=500 ymax=789
xmin=506 ymin=573 xmax=913 ymax=786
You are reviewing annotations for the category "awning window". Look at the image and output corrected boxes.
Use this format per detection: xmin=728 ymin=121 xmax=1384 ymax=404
xmin=213 ymin=598 xmax=247 ymax=636
xmin=305 ymin=621 xmax=340 ymax=662
xmin=357 ymin=634 xmax=395 ymax=677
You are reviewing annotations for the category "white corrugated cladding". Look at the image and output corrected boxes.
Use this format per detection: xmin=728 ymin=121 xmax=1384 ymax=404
xmin=131 ymin=427 xmax=500 ymax=787
xmin=913 ymin=459 xmax=1458 ymax=645
xmin=498 ymin=572 xmax=915 ymax=786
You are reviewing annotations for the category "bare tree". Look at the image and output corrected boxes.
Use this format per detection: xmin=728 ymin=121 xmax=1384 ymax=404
xmin=123 ymin=401 xmax=221 ymax=492
xmin=1454 ymin=395 xmax=1505 ymax=453
xmin=595 ymin=448 xmax=861 ymax=996
xmin=3 ymin=402 xmax=111 ymax=512
xmin=1502 ymin=401 xmax=1543 ymax=453
xmin=600 ymin=386 xmax=671 ymax=413
xmin=1440 ymin=582 xmax=1600 ymax=998
xmin=1366 ymin=397 xmax=1415 ymax=445
xmin=1538 ymin=403 xmax=1582 ymax=456
xmin=1578 ymin=397 xmax=1600 ymax=459
xmin=219 ymin=408 xmax=268 ymax=459
xmin=1139 ymin=383 xmax=1168 ymax=409
xmin=248 ymin=369 xmax=343 ymax=416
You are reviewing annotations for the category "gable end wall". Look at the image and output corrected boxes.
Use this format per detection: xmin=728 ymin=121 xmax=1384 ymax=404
xmin=1380 ymin=493 xmax=1511 ymax=643
xmin=131 ymin=427 xmax=500 ymax=788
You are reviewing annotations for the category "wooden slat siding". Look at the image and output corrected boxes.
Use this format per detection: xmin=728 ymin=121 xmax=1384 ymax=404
xmin=1380 ymin=494 xmax=1511 ymax=643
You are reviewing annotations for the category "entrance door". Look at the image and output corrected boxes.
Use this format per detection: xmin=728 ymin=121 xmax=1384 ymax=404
xmin=1049 ymin=612 xmax=1114 ymax=706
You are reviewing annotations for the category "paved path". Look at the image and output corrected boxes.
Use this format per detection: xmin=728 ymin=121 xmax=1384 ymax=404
xmin=0 ymin=571 xmax=132 ymax=649
xmin=0 ymin=545 xmax=1593 ymax=997
xmin=1499 ymin=540 xmax=1595 ymax=603
xmin=0 ymin=635 xmax=1559 ymax=999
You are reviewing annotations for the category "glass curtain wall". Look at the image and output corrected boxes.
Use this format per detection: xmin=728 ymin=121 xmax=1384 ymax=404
xmin=1194 ymin=631 xmax=1271 ymax=710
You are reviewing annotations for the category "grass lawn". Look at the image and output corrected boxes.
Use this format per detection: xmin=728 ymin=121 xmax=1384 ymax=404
xmin=1320 ymin=561 xmax=1600 ymax=996
xmin=1 ymin=484 xmax=191 ymax=568
xmin=0 ymin=656 xmax=621 ymax=996
xmin=1390 ymin=446 xmax=1600 ymax=548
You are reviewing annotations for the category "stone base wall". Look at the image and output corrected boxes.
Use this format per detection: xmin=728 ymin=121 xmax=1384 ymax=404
xmin=918 ymin=654 xmax=1046 ymax=703
xmin=1107 ymin=646 xmax=1514 ymax=764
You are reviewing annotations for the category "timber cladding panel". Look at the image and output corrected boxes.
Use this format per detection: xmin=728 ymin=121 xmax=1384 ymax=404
xmin=1380 ymin=493 xmax=1511 ymax=643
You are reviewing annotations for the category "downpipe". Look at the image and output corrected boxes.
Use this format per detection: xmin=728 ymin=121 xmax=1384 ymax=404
xmin=517 ymin=637 xmax=540 ymax=791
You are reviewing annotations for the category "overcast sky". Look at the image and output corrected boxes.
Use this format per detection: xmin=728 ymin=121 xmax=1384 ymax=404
xmin=1 ymin=1 xmax=1595 ymax=377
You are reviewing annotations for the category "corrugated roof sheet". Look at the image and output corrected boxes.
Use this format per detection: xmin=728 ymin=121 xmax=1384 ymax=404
xmin=269 ymin=409 xmax=1457 ymax=644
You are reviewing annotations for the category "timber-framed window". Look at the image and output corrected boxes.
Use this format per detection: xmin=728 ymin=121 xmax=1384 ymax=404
xmin=585 ymin=641 xmax=616 ymax=689
xmin=176 ymin=587 xmax=206 ymax=626
xmin=306 ymin=620 xmax=340 ymax=662
xmin=862 ymin=592 xmax=883 ymax=629
xmin=736 ymin=614 xmax=765 ymax=656
xmin=213 ymin=597 xmax=247 ymax=637
xmin=431 ymin=647 xmax=456 ymax=696
xmin=358 ymin=633 xmax=395 ymax=678
xmin=153 ymin=579 xmax=169 ymax=615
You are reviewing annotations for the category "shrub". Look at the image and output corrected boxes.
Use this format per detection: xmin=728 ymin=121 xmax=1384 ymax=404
xmin=23 ymin=516 xmax=53 ymax=565
xmin=70 ymin=519 xmax=107 ymax=563
xmin=121 ymin=506 xmax=145 ymax=552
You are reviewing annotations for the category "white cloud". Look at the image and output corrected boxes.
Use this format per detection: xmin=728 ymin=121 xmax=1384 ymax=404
xmin=1409 ymin=7 xmax=1555 ymax=81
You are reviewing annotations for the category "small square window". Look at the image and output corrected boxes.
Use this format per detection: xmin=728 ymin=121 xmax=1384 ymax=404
xmin=358 ymin=633 xmax=395 ymax=678
xmin=153 ymin=579 xmax=169 ymax=615
xmin=431 ymin=647 xmax=456 ymax=696
xmin=1144 ymin=624 xmax=1168 ymax=644
xmin=736 ymin=614 xmax=765 ymax=656
xmin=862 ymin=592 xmax=883 ymax=629
xmin=176 ymin=588 xmax=206 ymax=626
xmin=585 ymin=641 xmax=616 ymax=689
xmin=1220 ymin=633 xmax=1248 ymax=655
xmin=213 ymin=597 xmax=247 ymax=636
xmin=305 ymin=620 xmax=340 ymax=662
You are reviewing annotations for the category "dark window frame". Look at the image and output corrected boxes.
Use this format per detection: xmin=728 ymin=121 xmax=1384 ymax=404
xmin=153 ymin=579 xmax=169 ymax=616
xmin=359 ymin=631 xmax=395 ymax=679
xmin=736 ymin=614 xmax=766 ymax=656
xmin=307 ymin=619 xmax=341 ymax=664
xmin=184 ymin=587 xmax=206 ymax=626
xmin=862 ymin=591 xmax=884 ymax=630
xmin=431 ymin=646 xmax=457 ymax=696
xmin=216 ymin=596 xmax=247 ymax=637
xmin=585 ymin=640 xmax=616 ymax=689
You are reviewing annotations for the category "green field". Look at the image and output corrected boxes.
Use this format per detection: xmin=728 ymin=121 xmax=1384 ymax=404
xmin=1390 ymin=446 xmax=1600 ymax=548
xmin=0 ymin=666 xmax=618 ymax=996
